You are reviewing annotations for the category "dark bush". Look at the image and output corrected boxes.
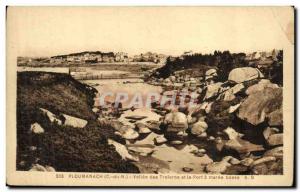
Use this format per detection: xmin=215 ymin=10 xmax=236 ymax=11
xmin=153 ymin=51 xmax=248 ymax=81
xmin=206 ymin=99 xmax=238 ymax=136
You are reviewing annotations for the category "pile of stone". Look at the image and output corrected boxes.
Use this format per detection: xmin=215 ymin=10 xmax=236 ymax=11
xmin=95 ymin=66 xmax=283 ymax=175
xmin=148 ymin=66 xmax=283 ymax=175
xmin=147 ymin=70 xmax=205 ymax=92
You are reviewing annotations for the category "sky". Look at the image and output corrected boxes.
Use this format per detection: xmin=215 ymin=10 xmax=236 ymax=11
xmin=7 ymin=6 xmax=294 ymax=57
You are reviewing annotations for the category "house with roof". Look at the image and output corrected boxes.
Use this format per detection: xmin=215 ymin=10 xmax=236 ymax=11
xmin=115 ymin=52 xmax=128 ymax=62
xmin=102 ymin=52 xmax=115 ymax=63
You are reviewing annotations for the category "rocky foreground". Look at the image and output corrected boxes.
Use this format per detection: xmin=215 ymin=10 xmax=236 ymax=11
xmin=18 ymin=66 xmax=283 ymax=175
xmin=97 ymin=66 xmax=283 ymax=175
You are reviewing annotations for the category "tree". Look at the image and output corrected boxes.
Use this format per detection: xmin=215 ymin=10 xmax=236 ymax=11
xmin=270 ymin=50 xmax=283 ymax=86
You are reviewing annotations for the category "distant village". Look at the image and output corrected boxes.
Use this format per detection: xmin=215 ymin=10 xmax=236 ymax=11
xmin=17 ymin=49 xmax=281 ymax=69
xmin=17 ymin=51 xmax=169 ymax=66
xmin=246 ymin=49 xmax=282 ymax=69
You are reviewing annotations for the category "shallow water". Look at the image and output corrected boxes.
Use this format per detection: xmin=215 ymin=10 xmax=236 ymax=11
xmin=17 ymin=66 xmax=69 ymax=73
xmin=73 ymin=67 xmax=130 ymax=76
xmin=82 ymin=78 xmax=162 ymax=108
xmin=82 ymin=77 xmax=213 ymax=173
xmin=133 ymin=132 xmax=213 ymax=174
xmin=82 ymin=78 xmax=163 ymax=126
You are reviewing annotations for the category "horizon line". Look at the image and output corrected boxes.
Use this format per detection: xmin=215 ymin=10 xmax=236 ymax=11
xmin=17 ymin=48 xmax=282 ymax=58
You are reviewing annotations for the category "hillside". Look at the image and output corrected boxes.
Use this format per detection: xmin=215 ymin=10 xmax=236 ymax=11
xmin=17 ymin=72 xmax=139 ymax=173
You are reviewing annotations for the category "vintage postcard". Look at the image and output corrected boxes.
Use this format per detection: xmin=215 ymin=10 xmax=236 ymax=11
xmin=6 ymin=6 xmax=294 ymax=187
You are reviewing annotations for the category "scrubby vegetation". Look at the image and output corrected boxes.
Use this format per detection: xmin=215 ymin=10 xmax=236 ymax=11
xmin=153 ymin=50 xmax=283 ymax=85
xmin=206 ymin=99 xmax=237 ymax=136
xmin=17 ymin=72 xmax=97 ymax=120
xmin=154 ymin=51 xmax=248 ymax=81
xmin=17 ymin=72 xmax=139 ymax=173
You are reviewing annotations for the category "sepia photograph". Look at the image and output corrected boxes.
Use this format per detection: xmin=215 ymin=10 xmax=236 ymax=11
xmin=6 ymin=6 xmax=294 ymax=187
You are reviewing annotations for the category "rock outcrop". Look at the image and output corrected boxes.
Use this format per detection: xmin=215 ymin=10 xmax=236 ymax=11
xmin=145 ymin=55 xmax=284 ymax=175
xmin=228 ymin=67 xmax=264 ymax=84
xmin=245 ymin=79 xmax=279 ymax=95
xmin=237 ymin=87 xmax=282 ymax=126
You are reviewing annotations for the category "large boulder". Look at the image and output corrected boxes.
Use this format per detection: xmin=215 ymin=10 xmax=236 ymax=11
xmin=171 ymin=112 xmax=188 ymax=130
xmin=164 ymin=112 xmax=188 ymax=132
xmin=228 ymin=67 xmax=264 ymax=84
xmin=191 ymin=120 xmax=208 ymax=136
xmin=204 ymin=82 xmax=223 ymax=100
xmin=237 ymin=87 xmax=282 ymax=126
xmin=246 ymin=79 xmax=279 ymax=95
